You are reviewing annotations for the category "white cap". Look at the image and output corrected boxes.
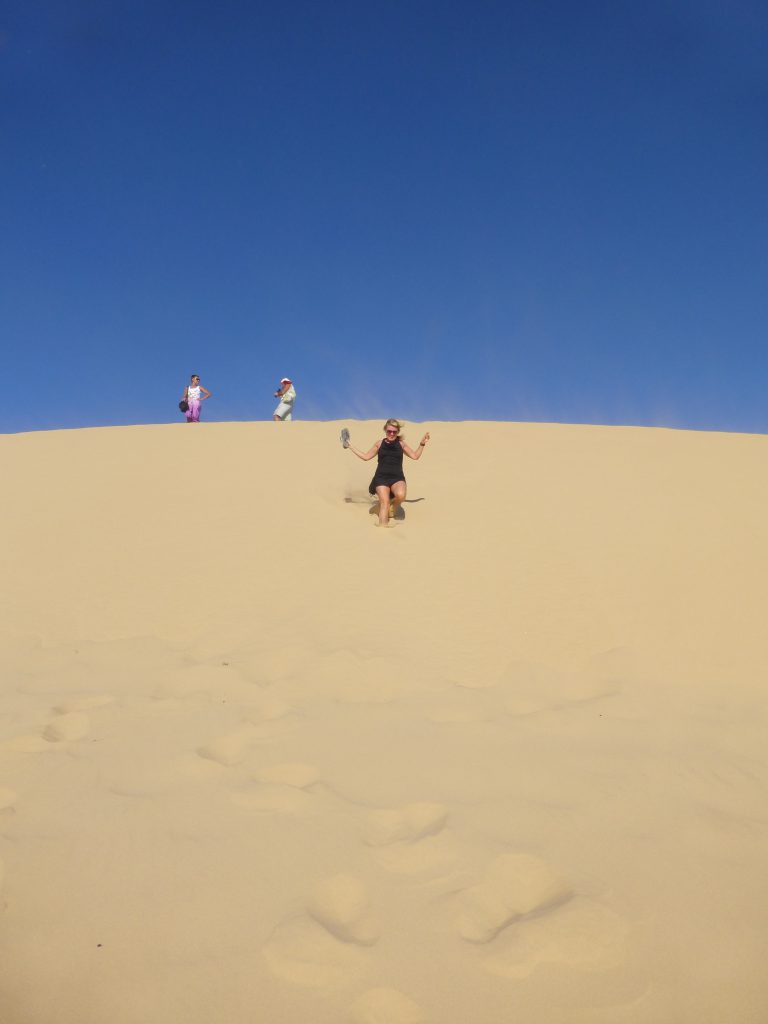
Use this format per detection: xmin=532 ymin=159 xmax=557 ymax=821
xmin=280 ymin=377 xmax=292 ymax=383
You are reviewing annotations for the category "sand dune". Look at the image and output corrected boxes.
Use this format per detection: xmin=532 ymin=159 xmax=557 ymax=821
xmin=1 ymin=420 xmax=767 ymax=1023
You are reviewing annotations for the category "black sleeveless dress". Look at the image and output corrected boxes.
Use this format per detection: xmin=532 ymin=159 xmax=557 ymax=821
xmin=369 ymin=438 xmax=405 ymax=495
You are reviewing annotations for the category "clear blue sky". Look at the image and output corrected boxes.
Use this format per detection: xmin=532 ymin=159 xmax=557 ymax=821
xmin=3 ymin=1 xmax=767 ymax=433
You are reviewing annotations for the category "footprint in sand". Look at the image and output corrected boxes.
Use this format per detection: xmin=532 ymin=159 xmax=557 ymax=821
xmin=42 ymin=712 xmax=91 ymax=743
xmin=482 ymin=896 xmax=627 ymax=979
xmin=196 ymin=698 xmax=295 ymax=766
xmin=364 ymin=802 xmax=448 ymax=846
xmin=307 ymin=874 xmax=381 ymax=946
xmin=263 ymin=873 xmax=378 ymax=989
xmin=235 ymin=647 xmax=308 ymax=686
xmin=196 ymin=727 xmax=261 ymax=767
xmin=231 ymin=763 xmax=321 ymax=815
xmin=350 ymin=987 xmax=426 ymax=1024
xmin=52 ymin=695 xmax=114 ymax=714
xmin=502 ymin=663 xmax=619 ymax=717
xmin=263 ymin=915 xmax=367 ymax=989
xmin=254 ymin=762 xmax=319 ymax=788
xmin=457 ymin=853 xmax=571 ymax=943
xmin=364 ymin=803 xmax=455 ymax=877
xmin=373 ymin=834 xmax=458 ymax=877
xmin=243 ymin=695 xmax=294 ymax=726
xmin=0 ymin=788 xmax=19 ymax=812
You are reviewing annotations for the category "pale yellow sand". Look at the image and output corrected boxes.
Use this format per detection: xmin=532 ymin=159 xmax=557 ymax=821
xmin=1 ymin=420 xmax=767 ymax=1023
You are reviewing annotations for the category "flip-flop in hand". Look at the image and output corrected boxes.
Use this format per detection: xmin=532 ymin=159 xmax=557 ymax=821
xmin=340 ymin=428 xmax=350 ymax=448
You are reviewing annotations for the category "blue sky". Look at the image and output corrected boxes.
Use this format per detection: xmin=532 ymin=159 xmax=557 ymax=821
xmin=2 ymin=0 xmax=767 ymax=433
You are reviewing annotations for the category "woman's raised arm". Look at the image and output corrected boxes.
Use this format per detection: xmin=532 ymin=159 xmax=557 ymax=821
xmin=347 ymin=441 xmax=380 ymax=461
xmin=402 ymin=432 xmax=430 ymax=460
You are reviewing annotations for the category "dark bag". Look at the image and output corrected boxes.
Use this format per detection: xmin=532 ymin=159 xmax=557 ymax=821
xmin=179 ymin=400 xmax=189 ymax=413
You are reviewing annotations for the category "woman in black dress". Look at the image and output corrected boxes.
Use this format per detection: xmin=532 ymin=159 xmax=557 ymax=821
xmin=345 ymin=419 xmax=430 ymax=525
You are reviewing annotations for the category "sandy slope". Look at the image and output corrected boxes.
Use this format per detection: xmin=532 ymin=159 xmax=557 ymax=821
xmin=1 ymin=420 xmax=767 ymax=1024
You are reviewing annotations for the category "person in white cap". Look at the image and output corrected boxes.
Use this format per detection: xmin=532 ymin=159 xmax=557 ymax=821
xmin=273 ymin=377 xmax=296 ymax=421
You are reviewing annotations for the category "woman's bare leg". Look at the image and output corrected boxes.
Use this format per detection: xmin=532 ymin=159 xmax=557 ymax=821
xmin=375 ymin=486 xmax=391 ymax=526
xmin=390 ymin=481 xmax=407 ymax=518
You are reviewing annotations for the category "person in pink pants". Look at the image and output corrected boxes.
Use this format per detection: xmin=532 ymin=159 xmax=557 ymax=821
xmin=182 ymin=374 xmax=211 ymax=422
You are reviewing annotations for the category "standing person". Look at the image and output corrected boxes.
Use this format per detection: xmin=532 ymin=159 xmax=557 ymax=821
xmin=273 ymin=377 xmax=296 ymax=421
xmin=345 ymin=419 xmax=430 ymax=526
xmin=182 ymin=374 xmax=211 ymax=423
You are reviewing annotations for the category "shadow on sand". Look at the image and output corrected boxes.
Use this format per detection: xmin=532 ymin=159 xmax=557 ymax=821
xmin=344 ymin=494 xmax=425 ymax=522
xmin=344 ymin=496 xmax=425 ymax=505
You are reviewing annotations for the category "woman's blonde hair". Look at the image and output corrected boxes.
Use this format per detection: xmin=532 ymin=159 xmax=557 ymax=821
xmin=383 ymin=418 xmax=403 ymax=438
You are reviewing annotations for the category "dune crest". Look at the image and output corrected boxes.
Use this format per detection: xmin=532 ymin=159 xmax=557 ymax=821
xmin=1 ymin=420 xmax=767 ymax=1023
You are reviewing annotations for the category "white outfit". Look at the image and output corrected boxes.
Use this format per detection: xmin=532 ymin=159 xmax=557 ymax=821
xmin=187 ymin=385 xmax=202 ymax=401
xmin=273 ymin=384 xmax=296 ymax=421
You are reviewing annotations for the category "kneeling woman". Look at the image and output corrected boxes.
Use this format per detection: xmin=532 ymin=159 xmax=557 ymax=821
xmin=346 ymin=419 xmax=430 ymax=526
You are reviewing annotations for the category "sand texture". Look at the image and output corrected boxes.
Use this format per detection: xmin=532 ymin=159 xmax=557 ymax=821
xmin=1 ymin=420 xmax=767 ymax=1023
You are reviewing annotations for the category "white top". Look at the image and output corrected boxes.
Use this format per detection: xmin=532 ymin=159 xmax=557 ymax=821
xmin=281 ymin=385 xmax=296 ymax=405
xmin=187 ymin=385 xmax=202 ymax=401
